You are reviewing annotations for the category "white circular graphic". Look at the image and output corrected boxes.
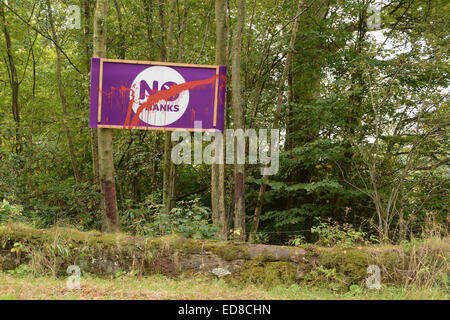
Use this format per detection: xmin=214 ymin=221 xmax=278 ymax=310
xmin=130 ymin=66 xmax=189 ymax=126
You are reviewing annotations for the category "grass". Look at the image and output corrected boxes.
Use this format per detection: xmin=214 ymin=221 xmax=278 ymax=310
xmin=0 ymin=223 xmax=448 ymax=300
xmin=0 ymin=271 xmax=448 ymax=300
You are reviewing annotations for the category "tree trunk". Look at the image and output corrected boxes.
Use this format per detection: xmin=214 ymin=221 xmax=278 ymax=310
xmin=0 ymin=4 xmax=21 ymax=153
xmin=214 ymin=0 xmax=228 ymax=239
xmin=158 ymin=0 xmax=167 ymax=61
xmin=91 ymin=129 xmax=100 ymax=186
xmin=178 ymin=0 xmax=188 ymax=62
xmin=163 ymin=0 xmax=188 ymax=218
xmin=166 ymin=0 xmax=176 ymax=61
xmin=248 ymin=0 xmax=303 ymax=242
xmin=155 ymin=0 xmax=168 ymax=233
xmin=83 ymin=0 xmax=100 ymax=187
xmin=46 ymin=0 xmax=82 ymax=185
xmin=143 ymin=0 xmax=154 ymax=59
xmin=231 ymin=0 xmax=246 ymax=241
xmin=161 ymin=0 xmax=177 ymax=228
xmin=211 ymin=164 xmax=219 ymax=225
xmin=163 ymin=131 xmax=172 ymax=217
xmin=94 ymin=0 xmax=120 ymax=232
xmin=169 ymin=0 xmax=188 ymax=211
xmin=83 ymin=0 xmax=92 ymax=71
xmin=113 ymin=0 xmax=126 ymax=59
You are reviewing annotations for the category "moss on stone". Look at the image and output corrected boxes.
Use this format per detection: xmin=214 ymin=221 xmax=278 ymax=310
xmin=1 ymin=224 xmax=447 ymax=290
xmin=236 ymin=260 xmax=297 ymax=287
xmin=318 ymin=248 xmax=369 ymax=284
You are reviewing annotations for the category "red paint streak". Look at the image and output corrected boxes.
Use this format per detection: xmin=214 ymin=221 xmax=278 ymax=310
xmin=218 ymin=75 xmax=226 ymax=105
xmin=123 ymin=87 xmax=136 ymax=128
xmin=191 ymin=108 xmax=196 ymax=122
xmin=102 ymin=85 xmax=132 ymax=100
xmin=100 ymin=85 xmax=135 ymax=124
xmin=124 ymin=74 xmax=219 ymax=128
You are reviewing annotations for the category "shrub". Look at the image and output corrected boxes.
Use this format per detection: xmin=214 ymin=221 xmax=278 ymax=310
xmin=121 ymin=196 xmax=217 ymax=239
xmin=0 ymin=199 xmax=23 ymax=224
xmin=310 ymin=218 xmax=367 ymax=247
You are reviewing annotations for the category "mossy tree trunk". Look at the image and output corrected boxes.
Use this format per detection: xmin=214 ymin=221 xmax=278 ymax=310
xmin=94 ymin=0 xmax=120 ymax=233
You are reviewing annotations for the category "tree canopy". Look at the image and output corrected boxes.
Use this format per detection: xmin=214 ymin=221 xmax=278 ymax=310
xmin=0 ymin=0 xmax=448 ymax=245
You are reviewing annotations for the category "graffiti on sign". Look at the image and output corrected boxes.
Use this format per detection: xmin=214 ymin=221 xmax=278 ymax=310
xmin=89 ymin=58 xmax=227 ymax=132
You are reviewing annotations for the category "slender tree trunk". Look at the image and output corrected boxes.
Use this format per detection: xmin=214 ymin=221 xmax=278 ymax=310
xmin=217 ymin=135 xmax=226 ymax=235
xmin=217 ymin=5 xmax=228 ymax=241
xmin=46 ymin=0 xmax=82 ymax=184
xmin=213 ymin=0 xmax=228 ymax=239
xmin=91 ymin=127 xmax=100 ymax=186
xmin=248 ymin=0 xmax=303 ymax=242
xmin=83 ymin=0 xmax=100 ymax=187
xmin=178 ymin=0 xmax=188 ymax=62
xmin=169 ymin=159 xmax=176 ymax=209
xmin=157 ymin=0 xmax=174 ymax=233
xmin=158 ymin=0 xmax=170 ymax=234
xmin=161 ymin=0 xmax=176 ymax=224
xmin=287 ymin=66 xmax=294 ymax=151
xmin=169 ymin=0 xmax=188 ymax=211
xmin=163 ymin=132 xmax=171 ymax=216
xmin=231 ymin=0 xmax=246 ymax=241
xmin=0 ymin=4 xmax=21 ymax=153
xmin=83 ymin=0 xmax=92 ymax=71
xmin=158 ymin=0 xmax=167 ymax=61
xmin=166 ymin=0 xmax=176 ymax=61
xmin=163 ymin=0 xmax=188 ymax=217
xmin=94 ymin=0 xmax=120 ymax=232
xmin=113 ymin=0 xmax=126 ymax=59
xmin=211 ymin=0 xmax=223 ymax=228
xmin=211 ymin=166 xmax=219 ymax=225
xmin=143 ymin=0 xmax=154 ymax=59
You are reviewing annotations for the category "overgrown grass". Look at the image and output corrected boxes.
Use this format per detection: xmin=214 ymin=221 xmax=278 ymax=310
xmin=1 ymin=223 xmax=448 ymax=299
xmin=0 ymin=271 xmax=448 ymax=300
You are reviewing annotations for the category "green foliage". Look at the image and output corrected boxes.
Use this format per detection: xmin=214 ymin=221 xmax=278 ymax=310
xmin=0 ymin=0 xmax=448 ymax=245
xmin=7 ymin=264 xmax=31 ymax=276
xmin=347 ymin=284 xmax=364 ymax=296
xmin=121 ymin=197 xmax=217 ymax=239
xmin=250 ymin=232 xmax=270 ymax=244
xmin=0 ymin=199 xmax=23 ymax=223
xmin=237 ymin=261 xmax=297 ymax=288
xmin=163 ymin=201 xmax=217 ymax=239
xmin=287 ymin=234 xmax=306 ymax=247
xmin=310 ymin=218 xmax=367 ymax=247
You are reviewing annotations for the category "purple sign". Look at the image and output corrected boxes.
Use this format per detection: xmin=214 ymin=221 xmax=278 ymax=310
xmin=89 ymin=58 xmax=226 ymax=132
